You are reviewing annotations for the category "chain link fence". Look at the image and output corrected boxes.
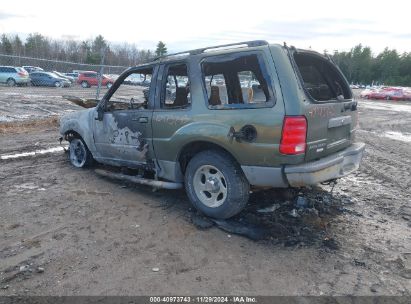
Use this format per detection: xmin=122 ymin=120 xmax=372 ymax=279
xmin=0 ymin=54 xmax=128 ymax=122
xmin=0 ymin=53 xmax=128 ymax=99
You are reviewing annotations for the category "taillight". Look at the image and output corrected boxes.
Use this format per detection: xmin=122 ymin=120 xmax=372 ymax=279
xmin=279 ymin=116 xmax=307 ymax=155
xmin=18 ymin=72 xmax=27 ymax=76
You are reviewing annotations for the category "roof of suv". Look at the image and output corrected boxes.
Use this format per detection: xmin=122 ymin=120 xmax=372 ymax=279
xmin=154 ymin=40 xmax=270 ymax=61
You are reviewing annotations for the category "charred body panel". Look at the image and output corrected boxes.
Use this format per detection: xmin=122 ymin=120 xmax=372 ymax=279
xmin=60 ymin=108 xmax=97 ymax=153
xmin=92 ymin=111 xmax=151 ymax=168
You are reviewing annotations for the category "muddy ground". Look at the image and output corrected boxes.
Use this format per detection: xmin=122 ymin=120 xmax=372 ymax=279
xmin=0 ymin=87 xmax=410 ymax=296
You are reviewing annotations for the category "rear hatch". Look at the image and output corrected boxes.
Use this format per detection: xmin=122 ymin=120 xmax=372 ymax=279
xmin=291 ymin=50 xmax=358 ymax=161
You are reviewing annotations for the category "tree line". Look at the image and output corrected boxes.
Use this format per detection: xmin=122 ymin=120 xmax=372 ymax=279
xmin=332 ymin=44 xmax=411 ymax=86
xmin=0 ymin=33 xmax=168 ymax=68
xmin=1 ymin=33 xmax=409 ymax=86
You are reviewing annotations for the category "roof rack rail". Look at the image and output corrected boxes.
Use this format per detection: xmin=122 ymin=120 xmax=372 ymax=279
xmin=154 ymin=40 xmax=269 ymax=61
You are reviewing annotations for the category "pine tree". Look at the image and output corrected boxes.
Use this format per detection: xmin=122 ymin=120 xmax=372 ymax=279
xmin=155 ymin=41 xmax=167 ymax=57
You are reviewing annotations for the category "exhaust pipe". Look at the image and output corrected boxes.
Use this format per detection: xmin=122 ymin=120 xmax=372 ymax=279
xmin=95 ymin=169 xmax=183 ymax=190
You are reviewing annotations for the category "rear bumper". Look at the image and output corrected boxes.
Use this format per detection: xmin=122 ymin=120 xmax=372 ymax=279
xmin=241 ymin=142 xmax=365 ymax=188
xmin=284 ymin=142 xmax=365 ymax=187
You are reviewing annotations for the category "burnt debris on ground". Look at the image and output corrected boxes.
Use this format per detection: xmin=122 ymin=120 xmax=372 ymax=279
xmin=191 ymin=185 xmax=355 ymax=247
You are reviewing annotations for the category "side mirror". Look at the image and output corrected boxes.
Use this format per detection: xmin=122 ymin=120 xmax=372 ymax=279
xmin=96 ymin=105 xmax=104 ymax=121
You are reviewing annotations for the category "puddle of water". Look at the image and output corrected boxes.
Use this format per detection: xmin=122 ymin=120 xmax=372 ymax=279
xmin=359 ymin=101 xmax=411 ymax=114
xmin=383 ymin=131 xmax=411 ymax=143
xmin=0 ymin=146 xmax=66 ymax=160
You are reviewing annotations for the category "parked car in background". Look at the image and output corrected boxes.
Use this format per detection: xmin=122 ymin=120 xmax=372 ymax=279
xmin=30 ymin=71 xmax=71 ymax=87
xmin=360 ymin=88 xmax=376 ymax=99
xmin=123 ymin=73 xmax=151 ymax=86
xmin=77 ymin=71 xmax=114 ymax=88
xmin=64 ymin=72 xmax=79 ymax=81
xmin=360 ymin=86 xmax=411 ymax=101
xmin=0 ymin=66 xmax=30 ymax=86
xmin=404 ymin=89 xmax=411 ymax=101
xmin=53 ymin=71 xmax=75 ymax=83
xmin=106 ymin=74 xmax=120 ymax=81
xmin=384 ymin=88 xmax=407 ymax=101
xmin=22 ymin=66 xmax=44 ymax=73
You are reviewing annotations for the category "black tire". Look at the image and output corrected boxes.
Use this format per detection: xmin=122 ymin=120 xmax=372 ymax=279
xmin=68 ymin=137 xmax=94 ymax=168
xmin=7 ymin=78 xmax=16 ymax=87
xmin=106 ymin=82 xmax=113 ymax=89
xmin=54 ymin=81 xmax=61 ymax=88
xmin=81 ymin=81 xmax=89 ymax=88
xmin=184 ymin=150 xmax=249 ymax=219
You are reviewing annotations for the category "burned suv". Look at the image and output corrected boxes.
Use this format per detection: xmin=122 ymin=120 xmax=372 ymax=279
xmin=60 ymin=40 xmax=365 ymax=219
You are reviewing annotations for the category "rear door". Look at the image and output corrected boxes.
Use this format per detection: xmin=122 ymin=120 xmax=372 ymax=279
xmin=292 ymin=51 xmax=357 ymax=161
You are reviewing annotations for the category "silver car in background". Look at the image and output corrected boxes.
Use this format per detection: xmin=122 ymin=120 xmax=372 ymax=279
xmin=0 ymin=66 xmax=30 ymax=86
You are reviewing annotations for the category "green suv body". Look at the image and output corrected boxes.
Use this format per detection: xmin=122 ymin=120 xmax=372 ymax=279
xmin=60 ymin=40 xmax=365 ymax=219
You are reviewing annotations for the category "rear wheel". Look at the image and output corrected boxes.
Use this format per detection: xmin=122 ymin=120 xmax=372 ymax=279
xmin=184 ymin=150 xmax=249 ymax=219
xmin=106 ymin=82 xmax=112 ymax=89
xmin=69 ymin=138 xmax=93 ymax=168
xmin=385 ymin=96 xmax=390 ymax=100
xmin=7 ymin=78 xmax=16 ymax=87
xmin=81 ymin=81 xmax=89 ymax=88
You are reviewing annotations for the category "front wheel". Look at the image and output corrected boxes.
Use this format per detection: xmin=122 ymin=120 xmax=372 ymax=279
xmin=81 ymin=81 xmax=89 ymax=88
xmin=106 ymin=82 xmax=113 ymax=89
xmin=184 ymin=150 xmax=249 ymax=219
xmin=69 ymin=138 xmax=93 ymax=168
xmin=54 ymin=81 xmax=61 ymax=87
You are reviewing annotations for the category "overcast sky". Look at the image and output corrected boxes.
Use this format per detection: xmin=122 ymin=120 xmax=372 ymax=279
xmin=0 ymin=0 xmax=410 ymax=54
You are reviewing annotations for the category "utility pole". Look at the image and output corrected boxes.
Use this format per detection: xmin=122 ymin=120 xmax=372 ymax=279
xmin=96 ymin=46 xmax=106 ymax=100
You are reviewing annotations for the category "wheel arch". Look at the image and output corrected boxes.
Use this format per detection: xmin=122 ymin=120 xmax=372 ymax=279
xmin=177 ymin=140 xmax=242 ymax=175
xmin=59 ymin=110 xmax=96 ymax=154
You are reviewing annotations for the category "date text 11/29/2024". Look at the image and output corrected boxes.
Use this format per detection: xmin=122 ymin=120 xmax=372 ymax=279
xmin=149 ymin=296 xmax=257 ymax=303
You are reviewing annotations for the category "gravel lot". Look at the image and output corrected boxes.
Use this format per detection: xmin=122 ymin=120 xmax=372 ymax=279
xmin=0 ymin=87 xmax=410 ymax=296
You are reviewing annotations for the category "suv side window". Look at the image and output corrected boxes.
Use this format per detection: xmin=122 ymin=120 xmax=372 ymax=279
xmin=106 ymin=67 xmax=153 ymax=111
xmin=161 ymin=63 xmax=190 ymax=109
xmin=202 ymin=53 xmax=273 ymax=108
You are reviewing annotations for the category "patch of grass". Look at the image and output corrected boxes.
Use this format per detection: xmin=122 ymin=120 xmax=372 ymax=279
xmin=0 ymin=116 xmax=59 ymax=134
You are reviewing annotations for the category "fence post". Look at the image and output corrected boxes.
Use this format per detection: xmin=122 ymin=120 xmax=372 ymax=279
xmin=95 ymin=47 xmax=106 ymax=100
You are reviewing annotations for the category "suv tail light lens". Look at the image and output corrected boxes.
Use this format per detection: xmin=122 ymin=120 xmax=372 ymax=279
xmin=279 ymin=116 xmax=307 ymax=155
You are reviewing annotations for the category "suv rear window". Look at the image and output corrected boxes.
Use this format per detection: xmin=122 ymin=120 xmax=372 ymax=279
xmin=293 ymin=53 xmax=351 ymax=102
xmin=202 ymin=53 xmax=273 ymax=108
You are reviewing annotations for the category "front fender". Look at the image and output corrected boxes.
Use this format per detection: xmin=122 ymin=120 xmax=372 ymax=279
xmin=59 ymin=108 xmax=96 ymax=153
